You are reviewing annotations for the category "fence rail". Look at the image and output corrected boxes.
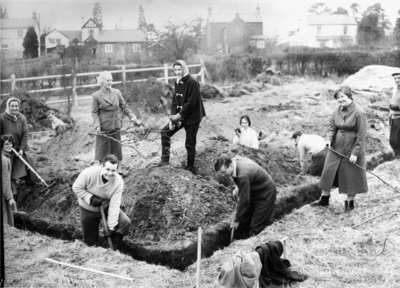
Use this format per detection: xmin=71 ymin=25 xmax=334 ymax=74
xmin=0 ymin=62 xmax=205 ymax=106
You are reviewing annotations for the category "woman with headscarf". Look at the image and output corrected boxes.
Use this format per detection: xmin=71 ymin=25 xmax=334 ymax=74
xmin=0 ymin=97 xmax=39 ymax=199
xmin=313 ymin=85 xmax=368 ymax=211
xmin=233 ymin=115 xmax=259 ymax=149
xmin=91 ymin=71 xmax=141 ymax=175
xmin=1 ymin=134 xmax=17 ymax=226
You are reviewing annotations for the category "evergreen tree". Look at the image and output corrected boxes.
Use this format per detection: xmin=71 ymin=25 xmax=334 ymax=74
xmin=356 ymin=3 xmax=390 ymax=47
xmin=23 ymin=26 xmax=39 ymax=59
xmin=92 ymin=2 xmax=103 ymax=30
xmin=137 ymin=5 xmax=147 ymax=30
xmin=394 ymin=10 xmax=400 ymax=47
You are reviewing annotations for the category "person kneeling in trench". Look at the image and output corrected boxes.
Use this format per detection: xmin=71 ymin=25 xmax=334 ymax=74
xmin=214 ymin=155 xmax=277 ymax=239
xmin=72 ymin=154 xmax=131 ymax=249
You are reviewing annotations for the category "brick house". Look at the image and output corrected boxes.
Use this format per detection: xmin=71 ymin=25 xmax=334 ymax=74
xmin=206 ymin=5 xmax=264 ymax=53
xmin=45 ymin=18 xmax=147 ymax=64
xmin=0 ymin=11 xmax=41 ymax=60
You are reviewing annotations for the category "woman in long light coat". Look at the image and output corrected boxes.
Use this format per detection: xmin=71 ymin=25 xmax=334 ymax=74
xmin=91 ymin=71 xmax=141 ymax=174
xmin=0 ymin=97 xmax=39 ymax=197
xmin=314 ymin=85 xmax=368 ymax=211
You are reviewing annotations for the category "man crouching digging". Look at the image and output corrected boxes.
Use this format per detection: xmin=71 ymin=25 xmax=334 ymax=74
xmin=72 ymin=154 xmax=131 ymax=249
xmin=214 ymin=155 xmax=277 ymax=239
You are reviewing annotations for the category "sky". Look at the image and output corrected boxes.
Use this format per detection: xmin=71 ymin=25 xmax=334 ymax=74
xmin=1 ymin=0 xmax=399 ymax=38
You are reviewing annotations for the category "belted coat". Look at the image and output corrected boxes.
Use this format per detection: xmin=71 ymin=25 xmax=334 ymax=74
xmin=91 ymin=87 xmax=135 ymax=131
xmin=319 ymin=101 xmax=368 ymax=194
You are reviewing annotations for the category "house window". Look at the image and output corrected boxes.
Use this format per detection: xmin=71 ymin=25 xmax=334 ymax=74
xmin=89 ymin=29 xmax=94 ymax=37
xmin=56 ymin=39 xmax=61 ymax=45
xmin=105 ymin=44 xmax=113 ymax=53
xmin=319 ymin=40 xmax=327 ymax=48
xmin=250 ymin=40 xmax=256 ymax=46
xmin=343 ymin=26 xmax=348 ymax=35
xmin=256 ymin=41 xmax=265 ymax=49
xmin=133 ymin=44 xmax=141 ymax=52
xmin=49 ymin=38 xmax=55 ymax=44
xmin=317 ymin=26 xmax=321 ymax=35
xmin=18 ymin=30 xmax=23 ymax=37
xmin=1 ymin=44 xmax=9 ymax=49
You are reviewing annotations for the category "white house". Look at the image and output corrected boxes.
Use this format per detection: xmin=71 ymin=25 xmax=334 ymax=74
xmin=45 ymin=30 xmax=71 ymax=51
xmin=277 ymin=14 xmax=357 ymax=48
xmin=0 ymin=11 xmax=41 ymax=59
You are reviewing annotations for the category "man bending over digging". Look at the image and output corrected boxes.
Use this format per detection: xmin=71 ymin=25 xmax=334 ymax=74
xmin=214 ymin=155 xmax=277 ymax=239
xmin=72 ymin=154 xmax=131 ymax=250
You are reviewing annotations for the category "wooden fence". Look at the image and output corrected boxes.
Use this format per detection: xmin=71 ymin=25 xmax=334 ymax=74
xmin=0 ymin=62 xmax=205 ymax=106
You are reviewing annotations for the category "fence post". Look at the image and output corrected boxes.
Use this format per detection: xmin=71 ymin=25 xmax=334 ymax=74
xmin=72 ymin=72 xmax=78 ymax=107
xmin=122 ymin=65 xmax=126 ymax=87
xmin=164 ymin=63 xmax=169 ymax=84
xmin=11 ymin=74 xmax=16 ymax=92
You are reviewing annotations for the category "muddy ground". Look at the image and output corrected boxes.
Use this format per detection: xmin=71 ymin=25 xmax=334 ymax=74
xmin=3 ymin=70 xmax=397 ymax=286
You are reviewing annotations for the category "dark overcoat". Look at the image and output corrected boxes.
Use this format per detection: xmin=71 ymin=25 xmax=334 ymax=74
xmin=319 ymin=101 xmax=368 ymax=195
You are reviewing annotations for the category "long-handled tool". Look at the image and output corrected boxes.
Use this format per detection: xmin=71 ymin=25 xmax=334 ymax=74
xmin=11 ymin=148 xmax=56 ymax=193
xmin=100 ymin=205 xmax=114 ymax=251
xmin=326 ymin=146 xmax=400 ymax=194
xmin=230 ymin=194 xmax=238 ymax=244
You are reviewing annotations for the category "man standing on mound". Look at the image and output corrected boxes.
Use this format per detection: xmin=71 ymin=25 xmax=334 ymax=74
xmin=214 ymin=155 xmax=277 ymax=239
xmin=157 ymin=60 xmax=206 ymax=174
xmin=72 ymin=154 xmax=131 ymax=249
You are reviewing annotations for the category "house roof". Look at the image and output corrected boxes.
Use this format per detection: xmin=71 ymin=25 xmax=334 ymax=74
xmin=96 ymin=30 xmax=147 ymax=43
xmin=0 ymin=18 xmax=38 ymax=29
xmin=208 ymin=13 xmax=263 ymax=23
xmin=306 ymin=14 xmax=357 ymax=26
xmin=59 ymin=30 xmax=82 ymax=42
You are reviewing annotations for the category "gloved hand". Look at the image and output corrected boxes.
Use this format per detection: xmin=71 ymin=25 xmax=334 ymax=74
xmin=90 ymin=195 xmax=103 ymax=207
xmin=235 ymin=128 xmax=241 ymax=136
xmin=104 ymin=229 xmax=116 ymax=239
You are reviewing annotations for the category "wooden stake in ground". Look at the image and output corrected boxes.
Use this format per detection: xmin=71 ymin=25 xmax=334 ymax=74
xmin=196 ymin=227 xmax=202 ymax=288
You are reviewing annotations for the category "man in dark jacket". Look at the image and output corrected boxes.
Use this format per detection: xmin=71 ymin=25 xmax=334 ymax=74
xmin=157 ymin=60 xmax=206 ymax=174
xmin=214 ymin=155 xmax=277 ymax=238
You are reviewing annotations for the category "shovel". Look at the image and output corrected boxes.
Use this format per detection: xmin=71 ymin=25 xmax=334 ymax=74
xmin=100 ymin=205 xmax=114 ymax=251
xmin=12 ymin=148 xmax=56 ymax=193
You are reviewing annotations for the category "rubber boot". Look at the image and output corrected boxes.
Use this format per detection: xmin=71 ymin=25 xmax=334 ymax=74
xmin=156 ymin=146 xmax=170 ymax=167
xmin=311 ymin=195 xmax=330 ymax=207
xmin=349 ymin=200 xmax=355 ymax=211
xmin=111 ymin=233 xmax=124 ymax=250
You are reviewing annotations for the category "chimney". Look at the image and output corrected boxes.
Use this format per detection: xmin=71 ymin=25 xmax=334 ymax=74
xmin=32 ymin=10 xmax=37 ymax=19
xmin=115 ymin=23 xmax=118 ymax=30
xmin=119 ymin=18 xmax=123 ymax=30
xmin=81 ymin=17 xmax=85 ymax=27
xmin=208 ymin=5 xmax=212 ymax=15
xmin=256 ymin=4 xmax=260 ymax=14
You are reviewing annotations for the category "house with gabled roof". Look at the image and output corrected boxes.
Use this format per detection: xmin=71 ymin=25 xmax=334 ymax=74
xmin=0 ymin=11 xmax=41 ymax=59
xmin=277 ymin=14 xmax=357 ymax=48
xmin=206 ymin=5 xmax=265 ymax=53
xmin=45 ymin=17 xmax=147 ymax=64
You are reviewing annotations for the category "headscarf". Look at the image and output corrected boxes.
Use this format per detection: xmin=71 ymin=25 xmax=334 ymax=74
xmin=173 ymin=60 xmax=189 ymax=83
xmin=5 ymin=97 xmax=20 ymax=121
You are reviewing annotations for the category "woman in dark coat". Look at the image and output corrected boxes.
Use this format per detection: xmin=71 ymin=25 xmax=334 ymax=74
xmin=0 ymin=97 xmax=39 ymax=197
xmin=314 ymin=85 xmax=368 ymax=211
xmin=91 ymin=71 xmax=141 ymax=174
xmin=2 ymin=134 xmax=17 ymax=226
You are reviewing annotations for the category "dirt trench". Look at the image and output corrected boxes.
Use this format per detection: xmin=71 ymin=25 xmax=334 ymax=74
xmin=14 ymin=182 xmax=321 ymax=271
